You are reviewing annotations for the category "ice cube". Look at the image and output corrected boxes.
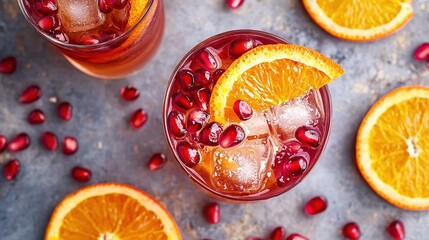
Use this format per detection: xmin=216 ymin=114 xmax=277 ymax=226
xmin=209 ymin=137 xmax=274 ymax=194
xmin=57 ymin=0 xmax=106 ymax=34
xmin=240 ymin=111 xmax=270 ymax=139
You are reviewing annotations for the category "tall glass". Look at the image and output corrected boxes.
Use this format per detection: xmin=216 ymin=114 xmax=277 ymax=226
xmin=163 ymin=30 xmax=332 ymax=202
xmin=17 ymin=0 xmax=164 ymax=79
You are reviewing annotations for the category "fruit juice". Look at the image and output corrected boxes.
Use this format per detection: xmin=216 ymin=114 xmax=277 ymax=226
xmin=18 ymin=0 xmax=164 ymax=79
xmin=164 ymin=30 xmax=332 ymax=201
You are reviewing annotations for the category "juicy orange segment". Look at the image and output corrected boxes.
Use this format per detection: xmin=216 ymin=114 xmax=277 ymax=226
xmin=45 ymin=183 xmax=181 ymax=240
xmin=303 ymin=0 xmax=413 ymax=41
xmin=356 ymin=86 xmax=429 ymax=210
xmin=209 ymin=44 xmax=344 ymax=124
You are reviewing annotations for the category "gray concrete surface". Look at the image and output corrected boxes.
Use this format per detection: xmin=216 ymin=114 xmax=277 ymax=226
xmin=1 ymin=0 xmax=429 ymax=239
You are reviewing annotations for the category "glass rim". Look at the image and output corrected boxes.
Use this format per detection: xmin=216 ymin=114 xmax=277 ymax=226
xmin=16 ymin=0 xmax=155 ymax=49
xmin=162 ymin=29 xmax=333 ymax=202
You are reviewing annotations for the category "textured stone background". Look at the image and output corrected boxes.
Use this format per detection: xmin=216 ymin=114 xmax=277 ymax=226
xmin=1 ymin=0 xmax=429 ymax=239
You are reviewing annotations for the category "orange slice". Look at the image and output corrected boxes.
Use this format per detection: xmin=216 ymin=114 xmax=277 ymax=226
xmin=209 ymin=43 xmax=344 ymax=124
xmin=302 ymin=0 xmax=413 ymax=41
xmin=45 ymin=183 xmax=181 ymax=240
xmin=356 ymin=86 xmax=429 ymax=210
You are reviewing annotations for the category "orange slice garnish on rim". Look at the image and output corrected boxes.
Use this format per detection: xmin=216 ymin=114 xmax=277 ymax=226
xmin=45 ymin=183 xmax=181 ymax=240
xmin=356 ymin=86 xmax=429 ymax=210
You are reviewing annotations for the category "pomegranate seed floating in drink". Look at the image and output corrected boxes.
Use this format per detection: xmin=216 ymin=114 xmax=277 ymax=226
xmin=233 ymin=99 xmax=253 ymax=120
xmin=3 ymin=159 xmax=20 ymax=180
xmin=8 ymin=133 xmax=31 ymax=152
xmin=0 ymin=56 xmax=17 ymax=74
xmin=203 ymin=202 xmax=220 ymax=224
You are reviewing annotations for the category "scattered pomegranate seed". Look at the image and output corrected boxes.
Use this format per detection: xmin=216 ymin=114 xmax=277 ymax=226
xmin=414 ymin=43 xmax=429 ymax=61
xmin=194 ymin=69 xmax=213 ymax=87
xmin=270 ymin=226 xmax=286 ymax=240
xmin=177 ymin=69 xmax=195 ymax=90
xmin=129 ymin=108 xmax=148 ymax=129
xmin=71 ymin=166 xmax=92 ymax=183
xmin=98 ymin=0 xmax=113 ymax=13
xmin=41 ymin=132 xmax=58 ymax=151
xmin=147 ymin=153 xmax=167 ymax=171
xmin=0 ymin=56 xmax=17 ymax=74
xmin=0 ymin=135 xmax=7 ymax=153
xmin=51 ymin=30 xmax=69 ymax=43
xmin=8 ymin=133 xmax=30 ymax=152
xmin=187 ymin=110 xmax=209 ymax=132
xmin=193 ymin=88 xmax=211 ymax=111
xmin=57 ymin=101 xmax=72 ymax=121
xmin=3 ymin=159 xmax=20 ymax=180
xmin=219 ymin=124 xmax=245 ymax=148
xmin=248 ymin=238 xmax=263 ymax=240
xmin=19 ymin=85 xmax=41 ymax=104
xmin=304 ymin=196 xmax=328 ymax=215
xmin=121 ymin=86 xmax=140 ymax=101
xmin=172 ymin=93 xmax=194 ymax=110
xmin=35 ymin=0 xmax=58 ymax=14
xmin=386 ymin=220 xmax=405 ymax=240
xmin=198 ymin=48 xmax=218 ymax=70
xmin=342 ymin=222 xmax=361 ymax=240
xmin=112 ymin=0 xmax=128 ymax=9
xmin=167 ymin=111 xmax=187 ymax=139
xmin=226 ymin=0 xmax=245 ymax=9
xmin=176 ymin=142 xmax=201 ymax=168
xmin=37 ymin=16 xmax=57 ymax=32
xmin=233 ymin=99 xmax=253 ymax=120
xmin=212 ymin=69 xmax=225 ymax=82
xmin=63 ymin=136 xmax=78 ymax=155
xmin=295 ymin=126 xmax=321 ymax=147
xmin=199 ymin=122 xmax=223 ymax=146
xmin=28 ymin=109 xmax=46 ymax=124
xmin=203 ymin=202 xmax=220 ymax=224
xmin=230 ymin=39 xmax=255 ymax=57
xmin=286 ymin=233 xmax=309 ymax=240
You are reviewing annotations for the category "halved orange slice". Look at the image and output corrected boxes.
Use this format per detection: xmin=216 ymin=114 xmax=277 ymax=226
xmin=209 ymin=43 xmax=344 ymax=124
xmin=45 ymin=183 xmax=181 ymax=240
xmin=356 ymin=86 xmax=429 ymax=210
xmin=302 ymin=0 xmax=413 ymax=41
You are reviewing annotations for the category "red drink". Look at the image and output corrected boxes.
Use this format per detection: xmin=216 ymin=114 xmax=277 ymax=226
xmin=164 ymin=30 xmax=332 ymax=201
xmin=18 ymin=0 xmax=164 ymax=79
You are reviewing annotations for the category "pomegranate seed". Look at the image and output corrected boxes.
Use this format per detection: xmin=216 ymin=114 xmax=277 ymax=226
xmin=172 ymin=93 xmax=193 ymax=110
xmin=28 ymin=109 xmax=46 ymax=124
xmin=0 ymin=56 xmax=17 ymax=74
xmin=99 ymin=29 xmax=120 ymax=43
xmin=71 ymin=166 xmax=92 ymax=183
xmin=342 ymin=222 xmax=361 ymax=240
xmin=199 ymin=122 xmax=223 ymax=146
xmin=63 ymin=136 xmax=78 ymax=155
xmin=414 ymin=43 xmax=429 ymax=61
xmin=35 ymin=0 xmax=57 ymax=14
xmin=176 ymin=142 xmax=201 ymax=168
xmin=295 ymin=126 xmax=321 ymax=147
xmin=120 ymin=86 xmax=140 ymax=101
xmin=212 ymin=69 xmax=225 ymax=82
xmin=79 ymin=35 xmax=100 ymax=45
xmin=187 ymin=110 xmax=209 ymax=132
xmin=58 ymin=102 xmax=72 ymax=121
xmin=8 ymin=133 xmax=30 ymax=152
xmin=233 ymin=99 xmax=253 ymax=120
xmin=167 ymin=111 xmax=187 ymax=139
xmin=284 ymin=156 xmax=307 ymax=175
xmin=226 ymin=0 xmax=244 ymax=9
xmin=37 ymin=16 xmax=57 ymax=32
xmin=147 ymin=153 xmax=167 ymax=171
xmin=304 ymin=196 xmax=328 ymax=215
xmin=112 ymin=0 xmax=127 ymax=9
xmin=386 ymin=220 xmax=405 ymax=240
xmin=286 ymin=233 xmax=309 ymax=240
xmin=218 ymin=124 xmax=245 ymax=148
xmin=0 ymin=135 xmax=7 ymax=153
xmin=3 ymin=159 xmax=20 ymax=180
xmin=270 ymin=226 xmax=286 ymax=240
xmin=177 ymin=69 xmax=195 ymax=89
xmin=51 ymin=30 xmax=69 ymax=43
xmin=19 ymin=85 xmax=41 ymax=104
xmin=41 ymin=132 xmax=58 ymax=151
xmin=192 ymin=88 xmax=211 ymax=111
xmin=248 ymin=238 xmax=263 ymax=240
xmin=273 ymin=143 xmax=308 ymax=187
xmin=194 ymin=69 xmax=213 ymax=87
xmin=230 ymin=39 xmax=255 ymax=57
xmin=198 ymin=48 xmax=218 ymax=70
xmin=98 ymin=0 xmax=113 ymax=13
xmin=129 ymin=108 xmax=148 ymax=129
xmin=203 ymin=202 xmax=220 ymax=224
